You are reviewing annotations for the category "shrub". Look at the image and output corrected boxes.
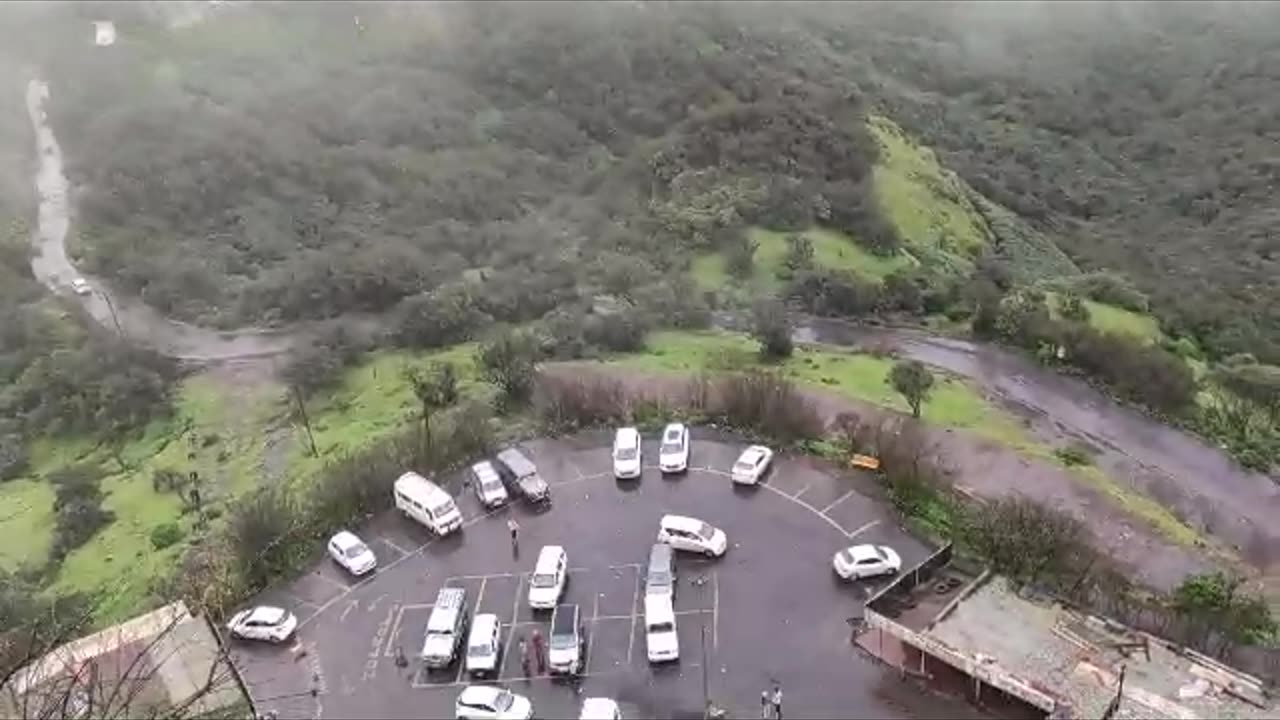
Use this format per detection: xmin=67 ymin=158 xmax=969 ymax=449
xmin=1063 ymin=271 xmax=1149 ymax=313
xmin=751 ymin=298 xmax=793 ymax=359
xmin=150 ymin=522 xmax=184 ymax=550
xmin=704 ymin=370 xmax=825 ymax=445
xmin=1053 ymin=443 xmax=1094 ymax=467
xmin=0 ymin=434 xmax=28 ymax=482
xmin=48 ymin=465 xmax=115 ymax=561
xmin=533 ymin=373 xmax=630 ymax=431
xmin=476 ymin=325 xmax=539 ymax=409
xmin=962 ymin=496 xmax=1096 ymax=587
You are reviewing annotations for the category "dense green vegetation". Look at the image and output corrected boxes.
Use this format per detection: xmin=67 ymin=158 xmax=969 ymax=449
xmin=3 ymin=0 xmax=1280 ymax=656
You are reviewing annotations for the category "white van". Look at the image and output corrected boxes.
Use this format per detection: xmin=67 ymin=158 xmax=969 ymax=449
xmin=612 ymin=427 xmax=642 ymax=480
xmin=644 ymin=594 xmax=679 ymax=663
xmin=394 ymin=472 xmax=463 ymax=536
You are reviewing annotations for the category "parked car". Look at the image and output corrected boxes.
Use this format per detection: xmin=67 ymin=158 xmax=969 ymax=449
xmin=70 ymin=277 xmax=91 ymax=296
xmin=644 ymin=594 xmax=679 ymax=663
xmin=394 ymin=472 xmax=463 ymax=536
xmin=548 ymin=604 xmax=585 ymax=675
xmin=422 ymin=587 xmax=469 ymax=668
xmin=528 ymin=545 xmax=568 ymax=610
xmin=226 ymin=606 xmax=297 ymax=643
xmin=465 ymin=613 xmax=502 ymax=678
xmin=494 ymin=447 xmax=551 ymax=505
xmin=833 ymin=544 xmax=902 ymax=580
xmin=470 ymin=460 xmax=509 ymax=509
xmin=612 ymin=427 xmax=642 ymax=480
xmin=658 ymin=423 xmax=690 ymax=474
xmin=731 ymin=445 xmax=774 ymax=485
xmin=656 ymin=514 xmax=727 ymax=557
xmin=644 ymin=543 xmax=677 ymax=600
xmin=454 ymin=685 xmax=533 ymax=720
xmin=579 ymin=697 xmax=622 ymax=720
xmin=327 ymin=530 xmax=377 ymax=576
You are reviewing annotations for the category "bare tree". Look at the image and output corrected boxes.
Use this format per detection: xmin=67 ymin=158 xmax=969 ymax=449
xmin=2 ymin=601 xmax=246 ymax=720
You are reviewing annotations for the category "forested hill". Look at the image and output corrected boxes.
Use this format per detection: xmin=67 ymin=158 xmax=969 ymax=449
xmin=23 ymin=0 xmax=1280 ymax=363
xmin=806 ymin=1 xmax=1280 ymax=361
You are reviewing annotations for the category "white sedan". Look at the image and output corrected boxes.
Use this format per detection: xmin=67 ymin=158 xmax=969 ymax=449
xmin=833 ymin=544 xmax=902 ymax=580
xmin=731 ymin=445 xmax=774 ymax=485
xmin=455 ymin=685 xmax=533 ymax=720
xmin=658 ymin=423 xmax=690 ymax=474
xmin=226 ymin=606 xmax=298 ymax=643
xmin=657 ymin=514 xmax=727 ymax=557
xmin=580 ymin=697 xmax=622 ymax=720
xmin=327 ymin=530 xmax=377 ymax=576
xmin=70 ymin=277 xmax=91 ymax=296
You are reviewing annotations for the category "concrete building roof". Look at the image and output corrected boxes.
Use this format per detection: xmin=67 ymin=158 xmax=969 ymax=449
xmin=921 ymin=576 xmax=1273 ymax=719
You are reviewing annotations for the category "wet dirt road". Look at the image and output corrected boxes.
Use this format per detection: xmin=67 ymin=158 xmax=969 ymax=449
xmin=788 ymin=317 xmax=1280 ymax=575
xmin=25 ymin=78 xmax=295 ymax=362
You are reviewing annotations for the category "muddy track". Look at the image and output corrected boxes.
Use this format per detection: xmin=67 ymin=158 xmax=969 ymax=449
xmin=27 ymin=76 xmax=1277 ymax=585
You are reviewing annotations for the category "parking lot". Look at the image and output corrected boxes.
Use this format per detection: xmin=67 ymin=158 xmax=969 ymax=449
xmin=231 ymin=430 xmax=977 ymax=719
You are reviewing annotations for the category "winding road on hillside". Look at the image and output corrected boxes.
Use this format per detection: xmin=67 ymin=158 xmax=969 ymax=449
xmin=26 ymin=75 xmax=1277 ymax=586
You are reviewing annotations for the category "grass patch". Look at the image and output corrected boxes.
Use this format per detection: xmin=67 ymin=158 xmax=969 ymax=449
xmin=1047 ymin=292 xmax=1163 ymax=344
xmin=611 ymin=330 xmax=1031 ymax=447
xmin=868 ymin=115 xmax=988 ymax=275
xmin=285 ymin=344 xmax=485 ymax=486
xmin=1068 ymin=464 xmax=1205 ymax=549
xmin=691 ymin=226 xmax=916 ymax=294
xmin=0 ymin=479 xmax=55 ymax=570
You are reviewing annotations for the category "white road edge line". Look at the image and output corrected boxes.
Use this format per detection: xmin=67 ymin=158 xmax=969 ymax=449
xmin=712 ymin=569 xmax=720 ymax=651
xmin=846 ymin=519 xmax=881 ymax=540
xmin=821 ymin=489 xmax=857 ymax=515
xmin=586 ymin=590 xmax=599 ymax=673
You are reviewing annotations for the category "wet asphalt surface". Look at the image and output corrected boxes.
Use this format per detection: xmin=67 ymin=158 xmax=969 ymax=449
xmin=230 ymin=432 xmax=986 ymax=720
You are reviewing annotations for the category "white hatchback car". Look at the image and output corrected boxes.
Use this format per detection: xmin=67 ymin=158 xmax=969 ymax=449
xmin=328 ymin=530 xmax=377 ymax=576
xmin=225 ymin=606 xmax=298 ymax=643
xmin=833 ymin=544 xmax=902 ymax=580
xmin=731 ymin=445 xmax=774 ymax=485
xmin=455 ymin=685 xmax=533 ymax=720
xmin=657 ymin=514 xmax=727 ymax=557
xmin=658 ymin=423 xmax=690 ymax=474
xmin=612 ymin=427 xmax=642 ymax=480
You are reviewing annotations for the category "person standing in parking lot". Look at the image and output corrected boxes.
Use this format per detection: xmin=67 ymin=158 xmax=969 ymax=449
xmin=531 ymin=628 xmax=546 ymax=674
xmin=507 ymin=517 xmax=520 ymax=557
xmin=760 ymin=690 xmax=772 ymax=719
xmin=771 ymin=685 xmax=783 ymax=720
xmin=518 ymin=636 xmax=530 ymax=676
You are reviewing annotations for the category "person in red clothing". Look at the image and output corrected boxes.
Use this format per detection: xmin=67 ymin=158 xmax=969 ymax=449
xmin=531 ymin=628 xmax=546 ymax=674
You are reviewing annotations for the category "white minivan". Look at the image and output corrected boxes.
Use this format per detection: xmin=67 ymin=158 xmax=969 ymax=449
xmin=394 ymin=472 xmax=463 ymax=536
xmin=644 ymin=594 xmax=679 ymax=663
xmin=465 ymin=613 xmax=502 ymax=678
xmin=612 ymin=427 xmax=642 ymax=480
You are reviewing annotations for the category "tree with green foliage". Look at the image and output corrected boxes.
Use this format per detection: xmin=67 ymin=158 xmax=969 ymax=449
xmin=751 ymin=298 xmax=793 ymax=359
xmin=724 ymin=230 xmax=759 ymax=280
xmin=889 ymin=359 xmax=935 ymax=419
xmin=476 ymin=326 xmax=539 ymax=409
xmin=405 ymin=361 xmax=461 ymax=456
xmin=1172 ymin=572 xmax=1276 ymax=652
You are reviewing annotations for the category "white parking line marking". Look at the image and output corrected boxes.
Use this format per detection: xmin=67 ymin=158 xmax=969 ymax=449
xmin=759 ymin=482 xmax=851 ymax=539
xmin=383 ymin=603 xmax=431 ymax=657
xmin=712 ymin=569 xmax=720 ymax=651
xmin=626 ymin=564 xmax=641 ymax=665
xmin=497 ymin=575 xmax=524 ymax=681
xmin=281 ymin=590 xmax=319 ymax=609
xmin=846 ymin=519 xmax=881 ymax=540
xmin=790 ymin=482 xmax=813 ymax=500
xmin=339 ymin=599 xmax=359 ymax=623
xmin=586 ymin=591 xmax=599 ymax=673
xmin=378 ymin=536 xmax=411 ymax=557
xmin=475 ymin=576 xmax=488 ymax=613
xmin=821 ymin=489 xmax=857 ymax=514
xmin=448 ymin=572 xmax=519 ymax=581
